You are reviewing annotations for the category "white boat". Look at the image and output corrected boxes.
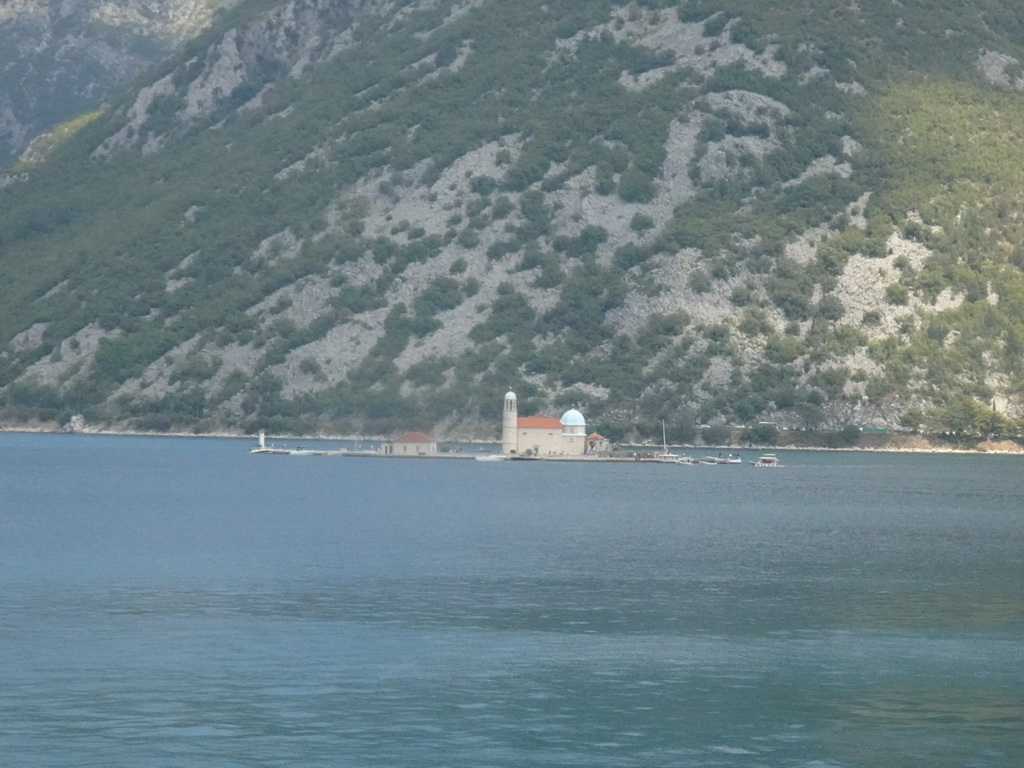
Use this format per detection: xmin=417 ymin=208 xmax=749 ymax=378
xmin=702 ymin=453 xmax=742 ymax=464
xmin=249 ymin=430 xmax=289 ymax=454
xmin=751 ymin=453 xmax=781 ymax=467
xmin=645 ymin=453 xmax=686 ymax=463
xmin=475 ymin=453 xmax=508 ymax=462
xmin=643 ymin=421 xmax=691 ymax=463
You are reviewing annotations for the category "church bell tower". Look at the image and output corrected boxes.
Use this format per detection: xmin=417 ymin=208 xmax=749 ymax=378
xmin=501 ymin=390 xmax=518 ymax=454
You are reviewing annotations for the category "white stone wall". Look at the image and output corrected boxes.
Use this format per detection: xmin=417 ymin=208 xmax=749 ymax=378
xmin=517 ymin=428 xmax=585 ymax=457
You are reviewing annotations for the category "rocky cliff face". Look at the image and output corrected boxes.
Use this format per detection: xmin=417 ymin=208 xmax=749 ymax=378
xmin=3 ymin=0 xmax=1024 ymax=439
xmin=0 ymin=0 xmax=234 ymax=164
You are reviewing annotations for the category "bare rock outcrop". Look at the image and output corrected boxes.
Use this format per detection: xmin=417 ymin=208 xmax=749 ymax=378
xmin=0 ymin=0 xmax=235 ymax=163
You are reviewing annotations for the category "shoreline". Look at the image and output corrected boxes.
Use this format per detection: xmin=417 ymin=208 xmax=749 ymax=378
xmin=2 ymin=424 xmax=1022 ymax=456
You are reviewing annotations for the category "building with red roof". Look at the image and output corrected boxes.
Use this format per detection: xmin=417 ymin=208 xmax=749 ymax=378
xmin=587 ymin=433 xmax=610 ymax=455
xmin=501 ymin=390 xmax=591 ymax=457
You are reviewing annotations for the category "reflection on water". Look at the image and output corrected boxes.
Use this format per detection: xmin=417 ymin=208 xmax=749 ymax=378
xmin=849 ymin=588 xmax=1024 ymax=630
xmin=845 ymin=689 xmax=1024 ymax=734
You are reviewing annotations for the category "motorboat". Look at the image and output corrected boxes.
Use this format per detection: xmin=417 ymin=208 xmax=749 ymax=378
xmin=642 ymin=452 xmax=687 ymax=463
xmin=475 ymin=453 xmax=508 ymax=462
xmin=249 ymin=430 xmax=289 ymax=454
xmin=751 ymin=453 xmax=781 ymax=467
xmin=702 ymin=453 xmax=742 ymax=464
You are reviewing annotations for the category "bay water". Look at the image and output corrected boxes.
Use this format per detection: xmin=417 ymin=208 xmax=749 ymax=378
xmin=1 ymin=433 xmax=1021 ymax=767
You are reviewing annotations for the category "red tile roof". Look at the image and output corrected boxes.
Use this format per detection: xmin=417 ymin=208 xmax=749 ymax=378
xmin=587 ymin=433 xmax=606 ymax=440
xmin=518 ymin=415 xmax=562 ymax=429
xmin=394 ymin=431 xmax=435 ymax=442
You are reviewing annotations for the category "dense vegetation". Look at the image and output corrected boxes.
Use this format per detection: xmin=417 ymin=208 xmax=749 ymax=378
xmin=1 ymin=0 xmax=1023 ymax=443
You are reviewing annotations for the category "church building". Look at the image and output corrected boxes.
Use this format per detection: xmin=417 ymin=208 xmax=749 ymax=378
xmin=500 ymin=390 xmax=589 ymax=457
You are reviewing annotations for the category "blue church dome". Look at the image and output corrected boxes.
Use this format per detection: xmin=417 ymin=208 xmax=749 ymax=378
xmin=560 ymin=408 xmax=586 ymax=427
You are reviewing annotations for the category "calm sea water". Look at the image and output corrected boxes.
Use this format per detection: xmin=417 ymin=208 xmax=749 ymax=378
xmin=1 ymin=433 xmax=1021 ymax=767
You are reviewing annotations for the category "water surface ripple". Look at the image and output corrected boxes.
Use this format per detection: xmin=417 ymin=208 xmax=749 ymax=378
xmin=1 ymin=434 xmax=1022 ymax=767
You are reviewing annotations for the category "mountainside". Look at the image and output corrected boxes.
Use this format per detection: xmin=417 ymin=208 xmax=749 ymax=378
xmin=0 ymin=0 xmax=235 ymax=164
xmin=3 ymin=0 xmax=1024 ymax=441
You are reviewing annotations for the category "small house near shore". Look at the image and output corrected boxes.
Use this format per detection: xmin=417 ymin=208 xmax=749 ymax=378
xmin=381 ymin=431 xmax=437 ymax=456
xmin=587 ymin=433 xmax=610 ymax=455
